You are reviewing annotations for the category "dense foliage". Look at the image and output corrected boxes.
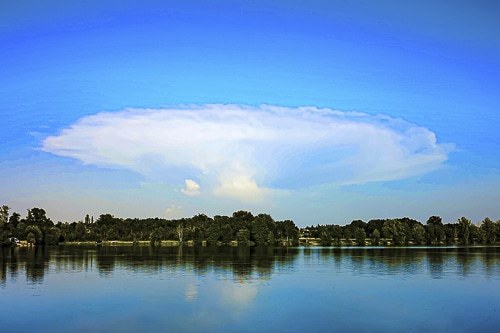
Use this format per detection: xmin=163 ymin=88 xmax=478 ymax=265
xmin=303 ymin=216 xmax=500 ymax=246
xmin=0 ymin=205 xmax=299 ymax=246
xmin=1 ymin=205 xmax=499 ymax=246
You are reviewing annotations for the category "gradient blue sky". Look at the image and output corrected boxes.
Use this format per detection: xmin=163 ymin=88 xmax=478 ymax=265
xmin=1 ymin=0 xmax=499 ymax=226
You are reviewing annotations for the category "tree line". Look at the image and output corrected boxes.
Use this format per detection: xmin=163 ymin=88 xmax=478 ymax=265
xmin=0 ymin=206 xmax=299 ymax=246
xmin=1 ymin=205 xmax=498 ymax=246
xmin=303 ymin=216 xmax=500 ymax=246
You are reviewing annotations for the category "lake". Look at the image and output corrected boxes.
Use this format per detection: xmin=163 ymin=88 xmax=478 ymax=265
xmin=1 ymin=245 xmax=500 ymax=332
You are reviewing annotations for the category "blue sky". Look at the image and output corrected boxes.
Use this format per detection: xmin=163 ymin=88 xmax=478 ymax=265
xmin=1 ymin=0 xmax=499 ymax=226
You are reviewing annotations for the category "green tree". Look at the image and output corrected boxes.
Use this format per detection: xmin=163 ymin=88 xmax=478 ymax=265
xmin=350 ymin=219 xmax=367 ymax=231
xmin=150 ymin=228 xmax=164 ymax=245
xmin=231 ymin=210 xmax=254 ymax=233
xmin=0 ymin=205 xmax=9 ymax=229
xmin=267 ymin=230 xmax=275 ymax=245
xmin=275 ymin=220 xmax=299 ymax=245
xmin=45 ymin=227 xmax=60 ymax=245
xmin=471 ymin=223 xmax=485 ymax=244
xmin=342 ymin=227 xmax=353 ymax=241
xmin=220 ymin=224 xmax=233 ymax=244
xmin=9 ymin=212 xmax=20 ymax=228
xmin=24 ymin=225 xmax=43 ymax=245
xmin=425 ymin=216 xmax=444 ymax=245
xmin=382 ymin=219 xmax=408 ymax=245
xmin=443 ymin=223 xmax=457 ymax=245
xmin=75 ymin=222 xmax=86 ymax=241
xmin=192 ymin=228 xmax=204 ymax=245
xmin=331 ymin=225 xmax=343 ymax=246
xmin=371 ymin=229 xmax=381 ymax=245
xmin=236 ymin=228 xmax=250 ymax=245
xmin=480 ymin=217 xmax=496 ymax=244
xmin=15 ymin=221 xmax=26 ymax=239
xmin=496 ymin=220 xmax=500 ymax=243
xmin=95 ymin=214 xmax=123 ymax=240
xmin=343 ymin=220 xmax=366 ymax=242
xmin=366 ymin=219 xmax=385 ymax=238
xmin=26 ymin=208 xmax=53 ymax=228
xmin=0 ymin=205 xmax=11 ymax=246
xmin=319 ymin=225 xmax=332 ymax=246
xmin=354 ymin=228 xmax=367 ymax=246
xmin=24 ymin=207 xmax=55 ymax=244
xmin=458 ymin=217 xmax=472 ymax=244
xmin=412 ymin=224 xmax=426 ymax=245
xmin=26 ymin=232 xmax=36 ymax=245
xmin=251 ymin=215 xmax=271 ymax=245
xmin=206 ymin=221 xmax=221 ymax=245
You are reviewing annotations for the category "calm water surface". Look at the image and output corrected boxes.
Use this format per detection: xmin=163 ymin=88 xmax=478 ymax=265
xmin=1 ymin=246 xmax=500 ymax=332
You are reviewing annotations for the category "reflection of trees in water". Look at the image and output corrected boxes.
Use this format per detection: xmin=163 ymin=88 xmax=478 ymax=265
xmin=479 ymin=247 xmax=500 ymax=277
xmin=302 ymin=246 xmax=500 ymax=279
xmin=0 ymin=249 xmax=7 ymax=287
xmin=425 ymin=248 xmax=449 ymax=279
xmin=455 ymin=247 xmax=477 ymax=277
xmin=229 ymin=246 xmax=252 ymax=279
xmin=2 ymin=246 xmax=500 ymax=286
xmin=347 ymin=248 xmax=369 ymax=272
xmin=2 ymin=248 xmax=20 ymax=286
xmin=67 ymin=246 xmax=500 ymax=280
xmin=249 ymin=247 xmax=274 ymax=280
xmin=307 ymin=247 xmax=429 ymax=277
xmin=0 ymin=266 xmax=4 ymax=287
xmin=180 ymin=246 xmax=297 ymax=281
xmin=1 ymin=247 xmax=51 ymax=284
xmin=95 ymin=246 xmax=118 ymax=277
xmin=426 ymin=247 xmax=500 ymax=279
xmin=53 ymin=246 xmax=96 ymax=274
xmin=89 ymin=245 xmax=300 ymax=282
xmin=456 ymin=247 xmax=500 ymax=278
xmin=274 ymin=247 xmax=301 ymax=272
xmin=370 ymin=248 xmax=426 ymax=276
xmin=1 ymin=246 xmax=100 ymax=283
xmin=25 ymin=247 xmax=50 ymax=284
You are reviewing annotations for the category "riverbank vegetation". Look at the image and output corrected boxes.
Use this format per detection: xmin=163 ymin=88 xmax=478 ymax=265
xmin=1 ymin=205 xmax=499 ymax=247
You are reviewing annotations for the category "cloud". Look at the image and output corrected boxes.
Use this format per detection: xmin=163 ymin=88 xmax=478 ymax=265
xmin=180 ymin=179 xmax=200 ymax=197
xmin=165 ymin=204 xmax=183 ymax=218
xmin=212 ymin=162 xmax=270 ymax=203
xmin=42 ymin=104 xmax=453 ymax=201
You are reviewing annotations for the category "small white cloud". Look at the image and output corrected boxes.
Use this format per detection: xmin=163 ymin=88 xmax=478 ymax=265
xmin=42 ymin=104 xmax=453 ymax=202
xmin=181 ymin=179 xmax=200 ymax=197
xmin=165 ymin=204 xmax=183 ymax=218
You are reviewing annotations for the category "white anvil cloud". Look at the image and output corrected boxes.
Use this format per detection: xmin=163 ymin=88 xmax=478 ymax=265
xmin=42 ymin=104 xmax=452 ymax=202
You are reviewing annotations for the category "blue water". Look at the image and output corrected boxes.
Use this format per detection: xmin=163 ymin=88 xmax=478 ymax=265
xmin=1 ymin=246 xmax=499 ymax=332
